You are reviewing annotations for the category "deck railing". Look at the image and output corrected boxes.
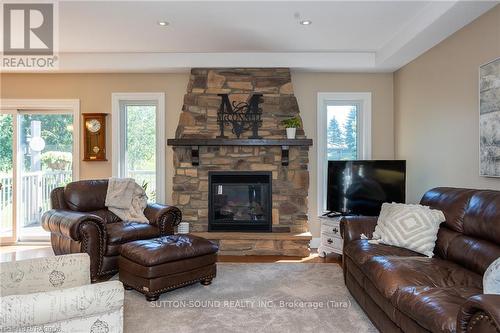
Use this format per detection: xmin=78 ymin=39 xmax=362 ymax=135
xmin=20 ymin=170 xmax=72 ymax=227
xmin=0 ymin=170 xmax=155 ymax=230
xmin=0 ymin=174 xmax=14 ymax=231
xmin=0 ymin=171 xmax=72 ymax=228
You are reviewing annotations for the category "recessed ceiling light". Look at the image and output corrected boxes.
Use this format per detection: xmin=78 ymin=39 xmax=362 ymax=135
xmin=300 ymin=20 xmax=312 ymax=26
xmin=157 ymin=20 xmax=169 ymax=27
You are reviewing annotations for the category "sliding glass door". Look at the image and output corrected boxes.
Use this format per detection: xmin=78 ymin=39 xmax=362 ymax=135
xmin=0 ymin=105 xmax=78 ymax=243
xmin=0 ymin=114 xmax=15 ymax=243
xmin=18 ymin=113 xmax=74 ymax=240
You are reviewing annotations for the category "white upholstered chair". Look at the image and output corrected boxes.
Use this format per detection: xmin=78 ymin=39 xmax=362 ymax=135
xmin=0 ymin=253 xmax=124 ymax=333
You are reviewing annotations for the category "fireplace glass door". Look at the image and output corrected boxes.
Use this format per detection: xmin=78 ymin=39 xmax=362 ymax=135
xmin=209 ymin=172 xmax=272 ymax=232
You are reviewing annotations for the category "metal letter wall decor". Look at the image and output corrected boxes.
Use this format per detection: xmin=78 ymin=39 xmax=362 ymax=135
xmin=216 ymin=94 xmax=263 ymax=139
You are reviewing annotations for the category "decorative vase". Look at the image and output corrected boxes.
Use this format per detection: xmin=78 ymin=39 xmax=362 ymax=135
xmin=286 ymin=128 xmax=296 ymax=139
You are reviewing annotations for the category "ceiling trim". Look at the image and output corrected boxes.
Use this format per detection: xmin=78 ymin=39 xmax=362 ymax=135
xmin=376 ymin=1 xmax=498 ymax=70
xmin=2 ymin=52 xmax=378 ymax=73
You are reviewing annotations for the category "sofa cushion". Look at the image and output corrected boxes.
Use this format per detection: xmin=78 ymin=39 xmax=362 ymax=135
xmin=344 ymin=239 xmax=423 ymax=267
xmin=455 ymin=191 xmax=500 ymax=275
xmin=464 ymin=191 xmax=500 ymax=244
xmin=420 ymin=187 xmax=477 ymax=233
xmin=420 ymin=188 xmax=500 ymax=275
xmin=106 ymin=221 xmax=159 ymax=244
xmin=64 ymin=179 xmax=109 ymax=212
xmin=362 ymin=256 xmax=482 ymax=299
xmin=391 ymin=286 xmax=481 ymax=333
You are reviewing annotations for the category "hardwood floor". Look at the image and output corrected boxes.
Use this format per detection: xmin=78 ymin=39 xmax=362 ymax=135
xmin=0 ymin=244 xmax=342 ymax=265
xmin=0 ymin=244 xmax=54 ymax=263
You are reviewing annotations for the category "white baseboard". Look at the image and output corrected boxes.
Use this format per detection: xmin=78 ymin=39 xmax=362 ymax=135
xmin=310 ymin=237 xmax=321 ymax=249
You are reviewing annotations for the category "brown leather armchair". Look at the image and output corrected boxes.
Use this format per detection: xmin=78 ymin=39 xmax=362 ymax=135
xmin=42 ymin=179 xmax=182 ymax=282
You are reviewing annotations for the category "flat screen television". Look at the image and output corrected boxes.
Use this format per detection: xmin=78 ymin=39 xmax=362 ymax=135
xmin=327 ymin=160 xmax=406 ymax=216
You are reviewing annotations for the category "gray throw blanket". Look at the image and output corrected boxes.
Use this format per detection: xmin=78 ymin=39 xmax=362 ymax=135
xmin=105 ymin=178 xmax=148 ymax=223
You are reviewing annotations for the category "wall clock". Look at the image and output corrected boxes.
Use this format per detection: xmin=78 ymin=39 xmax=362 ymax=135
xmin=83 ymin=113 xmax=107 ymax=161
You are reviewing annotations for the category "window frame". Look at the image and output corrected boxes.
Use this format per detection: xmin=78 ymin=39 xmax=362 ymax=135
xmin=111 ymin=93 xmax=165 ymax=203
xmin=316 ymin=92 xmax=372 ymax=215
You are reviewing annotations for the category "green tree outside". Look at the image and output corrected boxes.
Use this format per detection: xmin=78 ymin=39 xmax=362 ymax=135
xmin=344 ymin=107 xmax=357 ymax=159
xmin=327 ymin=106 xmax=358 ymax=161
xmin=125 ymin=105 xmax=157 ymax=200
xmin=327 ymin=116 xmax=344 ymax=160
xmin=327 ymin=116 xmax=343 ymax=147
xmin=126 ymin=105 xmax=156 ymax=171
xmin=1 ymin=114 xmax=74 ymax=172
xmin=0 ymin=115 xmax=13 ymax=172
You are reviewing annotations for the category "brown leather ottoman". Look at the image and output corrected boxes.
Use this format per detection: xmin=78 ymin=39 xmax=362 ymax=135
xmin=119 ymin=234 xmax=218 ymax=301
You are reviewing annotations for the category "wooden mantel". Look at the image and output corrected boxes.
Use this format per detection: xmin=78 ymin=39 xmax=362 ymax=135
xmin=167 ymin=138 xmax=313 ymax=166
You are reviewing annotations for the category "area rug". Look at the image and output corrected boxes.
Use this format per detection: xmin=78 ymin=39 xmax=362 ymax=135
xmin=123 ymin=263 xmax=377 ymax=333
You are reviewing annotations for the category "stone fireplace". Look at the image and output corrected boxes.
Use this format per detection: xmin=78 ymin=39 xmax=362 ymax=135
xmin=168 ymin=68 xmax=312 ymax=256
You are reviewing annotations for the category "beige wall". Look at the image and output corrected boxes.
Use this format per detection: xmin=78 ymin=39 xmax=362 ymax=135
xmin=292 ymin=72 xmax=394 ymax=237
xmin=394 ymin=5 xmax=500 ymax=203
xmin=0 ymin=73 xmax=190 ymax=205
xmin=1 ymin=71 xmax=395 ymax=238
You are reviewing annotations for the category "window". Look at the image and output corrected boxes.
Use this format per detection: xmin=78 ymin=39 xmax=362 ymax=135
xmin=327 ymin=103 xmax=359 ymax=160
xmin=112 ymin=93 xmax=165 ymax=203
xmin=317 ymin=93 xmax=371 ymax=214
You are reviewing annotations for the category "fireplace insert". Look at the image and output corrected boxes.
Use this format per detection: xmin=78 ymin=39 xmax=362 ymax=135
xmin=208 ymin=171 xmax=272 ymax=232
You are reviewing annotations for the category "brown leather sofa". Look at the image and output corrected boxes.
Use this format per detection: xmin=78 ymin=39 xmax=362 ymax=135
xmin=340 ymin=187 xmax=500 ymax=333
xmin=42 ymin=179 xmax=182 ymax=282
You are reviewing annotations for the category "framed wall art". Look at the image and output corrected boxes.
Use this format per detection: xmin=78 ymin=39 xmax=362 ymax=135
xmin=480 ymin=57 xmax=500 ymax=177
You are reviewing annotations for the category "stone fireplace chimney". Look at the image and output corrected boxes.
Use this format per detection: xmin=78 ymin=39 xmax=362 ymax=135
xmin=169 ymin=68 xmax=311 ymax=256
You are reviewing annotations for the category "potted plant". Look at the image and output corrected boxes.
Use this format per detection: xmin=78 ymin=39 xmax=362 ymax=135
xmin=282 ymin=117 xmax=301 ymax=139
xmin=41 ymin=151 xmax=72 ymax=170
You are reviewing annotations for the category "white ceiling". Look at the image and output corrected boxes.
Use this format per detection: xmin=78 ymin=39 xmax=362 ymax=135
xmin=8 ymin=0 xmax=500 ymax=72
xmin=62 ymin=1 xmax=427 ymax=53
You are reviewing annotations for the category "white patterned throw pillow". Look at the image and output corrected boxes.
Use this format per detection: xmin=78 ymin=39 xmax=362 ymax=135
xmin=371 ymin=203 xmax=445 ymax=257
xmin=484 ymin=257 xmax=500 ymax=294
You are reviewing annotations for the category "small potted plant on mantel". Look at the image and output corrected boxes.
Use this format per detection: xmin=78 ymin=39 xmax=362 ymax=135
xmin=282 ymin=117 xmax=301 ymax=139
